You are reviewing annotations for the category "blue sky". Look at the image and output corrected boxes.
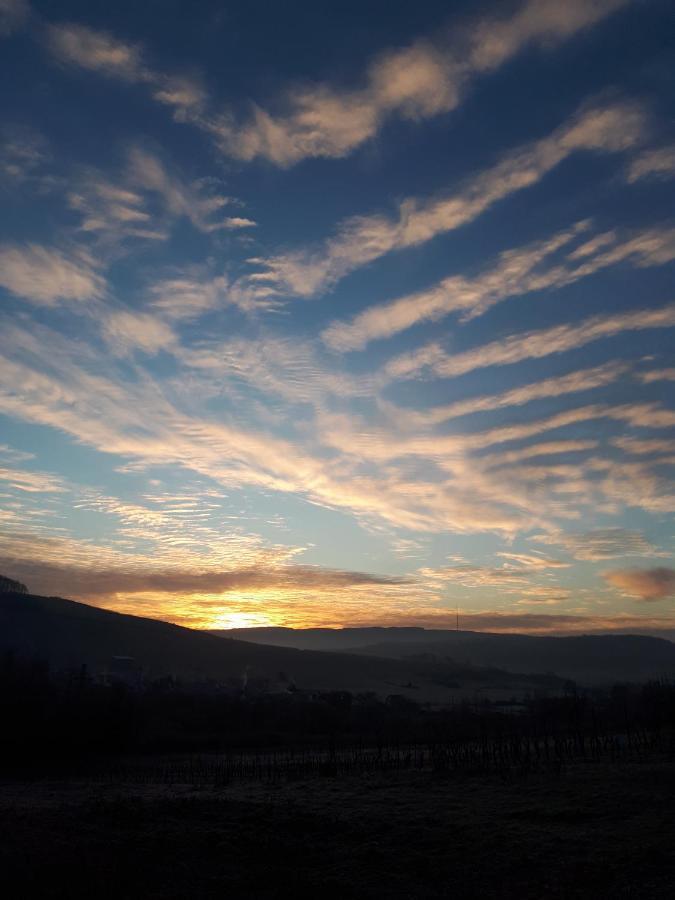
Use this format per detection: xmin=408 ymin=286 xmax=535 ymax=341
xmin=1 ymin=0 xmax=674 ymax=630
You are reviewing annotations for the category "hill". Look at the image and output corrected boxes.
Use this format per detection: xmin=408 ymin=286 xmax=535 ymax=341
xmin=0 ymin=575 xmax=27 ymax=594
xmin=0 ymin=592 xmax=560 ymax=700
xmin=217 ymin=626 xmax=675 ymax=685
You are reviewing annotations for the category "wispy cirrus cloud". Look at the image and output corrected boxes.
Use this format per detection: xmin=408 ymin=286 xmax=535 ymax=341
xmin=212 ymin=0 xmax=629 ymax=166
xmin=100 ymin=310 xmax=177 ymax=357
xmin=0 ymin=243 xmax=105 ymax=305
xmin=0 ymin=321 xmax=537 ymax=536
xmin=148 ymin=273 xmax=231 ymax=320
xmin=67 ymin=149 xmax=254 ymax=248
xmin=612 ymin=436 xmax=675 ymax=456
xmin=178 ymin=334 xmax=375 ymax=407
xmin=0 ymin=444 xmax=34 ymax=464
xmin=245 ymin=98 xmax=646 ymax=300
xmin=626 ymin=144 xmax=675 ymax=183
xmin=323 ymin=223 xmax=675 ymax=351
xmin=533 ymin=528 xmax=664 ymax=561
xmin=317 ymin=403 xmax=675 ymax=469
xmin=323 ymin=221 xmax=589 ymax=350
xmin=0 ymin=465 xmax=68 ymax=493
xmin=45 ymin=22 xmax=205 ymax=119
xmin=420 ymin=550 xmax=568 ymax=589
xmin=385 ymin=303 xmax=675 ymax=382
xmin=67 ymin=175 xmax=167 ymax=243
xmin=638 ymin=368 xmax=675 ymax=384
xmin=147 ymin=267 xmax=274 ymax=319
xmin=127 ymin=147 xmax=255 ymax=234
xmin=39 ymin=2 xmax=630 ymax=171
xmin=0 ymin=124 xmax=49 ymax=184
xmin=383 ymin=361 xmax=628 ymax=429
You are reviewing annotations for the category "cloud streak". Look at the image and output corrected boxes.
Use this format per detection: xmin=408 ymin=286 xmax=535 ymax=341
xmin=534 ymin=528 xmax=663 ymax=561
xmin=383 ymin=361 xmax=628 ymax=428
xmin=246 ymin=99 xmax=646 ymax=300
xmin=627 ymin=144 xmax=675 ymax=183
xmin=212 ymin=0 xmax=629 ymax=166
xmin=323 ymin=223 xmax=675 ymax=351
xmin=46 ymin=22 xmax=205 ymax=118
xmin=385 ymin=303 xmax=675 ymax=381
xmin=0 ymin=244 xmax=105 ymax=305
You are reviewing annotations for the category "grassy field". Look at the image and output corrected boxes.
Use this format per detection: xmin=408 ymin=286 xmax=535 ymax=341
xmin=2 ymin=759 xmax=674 ymax=898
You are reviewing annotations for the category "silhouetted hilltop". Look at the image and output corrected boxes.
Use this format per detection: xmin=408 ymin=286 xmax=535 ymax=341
xmin=217 ymin=626 xmax=675 ymax=685
xmin=0 ymin=574 xmax=27 ymax=594
xmin=0 ymin=592 xmax=558 ymax=698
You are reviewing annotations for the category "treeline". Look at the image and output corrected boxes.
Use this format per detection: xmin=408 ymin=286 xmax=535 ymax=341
xmin=2 ymin=653 xmax=675 ymax=777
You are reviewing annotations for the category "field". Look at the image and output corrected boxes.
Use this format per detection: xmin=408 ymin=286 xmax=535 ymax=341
xmin=2 ymin=758 xmax=675 ymax=899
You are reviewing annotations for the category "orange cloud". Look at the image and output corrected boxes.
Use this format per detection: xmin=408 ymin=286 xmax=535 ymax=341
xmin=604 ymin=567 xmax=675 ymax=601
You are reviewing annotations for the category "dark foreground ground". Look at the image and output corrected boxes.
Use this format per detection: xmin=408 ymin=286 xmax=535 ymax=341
xmin=2 ymin=761 xmax=674 ymax=899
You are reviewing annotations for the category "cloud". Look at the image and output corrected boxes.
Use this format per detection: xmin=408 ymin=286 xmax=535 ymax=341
xmin=222 ymin=216 xmax=256 ymax=229
xmin=419 ymin=550 xmax=568 ymax=591
xmin=0 ymin=322 xmax=538 ymax=536
xmin=612 ymin=437 xmax=675 ymax=456
xmin=604 ymin=566 xmax=675 ymax=601
xmin=478 ymin=440 xmax=600 ymax=467
xmin=384 ymin=361 xmax=628 ymax=428
xmin=0 ymin=124 xmax=48 ymax=183
xmin=1 ymin=312 xmax=672 ymax=545
xmin=66 ymin=150 xmax=250 ymax=248
xmin=212 ymin=0 xmax=629 ymax=166
xmin=627 ymin=144 xmax=675 ymax=183
xmin=419 ymin=564 xmax=529 ymax=588
xmin=0 ymin=0 xmax=29 ymax=37
xmin=45 ymin=22 xmax=205 ymax=117
xmin=38 ymin=3 xmax=629 ymax=173
xmin=148 ymin=273 xmax=230 ymax=320
xmin=639 ymin=368 xmax=675 ymax=384
xmin=0 ymin=556 xmax=408 ymax=600
xmin=0 ymin=529 xmax=422 ymax=628
xmin=101 ymin=310 xmax=176 ymax=357
xmin=385 ymin=303 xmax=675 ymax=381
xmin=0 ymin=444 xmax=34 ymax=463
xmin=245 ymin=99 xmax=646 ymax=300
xmin=147 ymin=268 xmax=282 ymax=319
xmin=313 ymin=396 xmax=675 ymax=531
xmin=67 ymin=175 xmax=167 ymax=243
xmin=496 ymin=552 xmax=569 ymax=570
xmin=178 ymin=333 xmax=374 ymax=405
xmin=516 ymin=586 xmax=571 ymax=606
xmin=0 ymin=244 xmax=105 ymax=305
xmin=14 ymin=535 xmax=673 ymax=632
xmin=597 ymin=459 xmax=675 ymax=514
xmin=322 ymin=221 xmax=589 ymax=350
xmin=323 ymin=223 xmax=675 ymax=351
xmin=127 ymin=147 xmax=252 ymax=233
xmin=0 ymin=465 xmax=67 ymax=493
xmin=534 ymin=528 xmax=662 ymax=561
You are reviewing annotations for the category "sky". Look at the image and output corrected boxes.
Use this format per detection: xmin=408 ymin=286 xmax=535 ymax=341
xmin=1 ymin=0 xmax=674 ymax=632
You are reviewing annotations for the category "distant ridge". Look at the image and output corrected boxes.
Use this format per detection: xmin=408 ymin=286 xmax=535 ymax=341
xmin=216 ymin=626 xmax=675 ymax=685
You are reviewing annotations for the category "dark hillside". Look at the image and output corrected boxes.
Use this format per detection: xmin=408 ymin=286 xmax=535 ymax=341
xmin=0 ymin=592 xmax=558 ymax=698
xmin=218 ymin=627 xmax=675 ymax=684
